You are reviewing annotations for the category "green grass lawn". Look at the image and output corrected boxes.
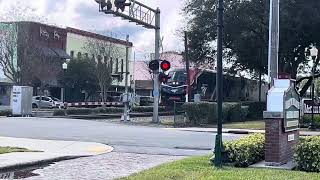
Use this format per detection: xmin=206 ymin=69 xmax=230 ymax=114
xmin=0 ymin=146 xmax=36 ymax=154
xmin=119 ymin=155 xmax=320 ymax=180
xmin=221 ymin=120 xmax=265 ymax=130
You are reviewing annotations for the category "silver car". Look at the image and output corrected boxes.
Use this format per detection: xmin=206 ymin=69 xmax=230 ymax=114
xmin=32 ymin=96 xmax=55 ymax=109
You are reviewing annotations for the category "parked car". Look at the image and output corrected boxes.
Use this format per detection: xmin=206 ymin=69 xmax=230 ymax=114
xmin=48 ymin=96 xmax=64 ymax=109
xmin=32 ymin=96 xmax=54 ymax=108
xmin=32 ymin=96 xmax=64 ymax=109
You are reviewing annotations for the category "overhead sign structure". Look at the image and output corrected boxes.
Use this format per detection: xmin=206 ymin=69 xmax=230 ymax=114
xmin=283 ymin=85 xmax=300 ymax=132
xmin=95 ymin=0 xmax=161 ymax=123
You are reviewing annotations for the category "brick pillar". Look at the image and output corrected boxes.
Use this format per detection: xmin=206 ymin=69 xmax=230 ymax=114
xmin=265 ymin=118 xmax=299 ymax=166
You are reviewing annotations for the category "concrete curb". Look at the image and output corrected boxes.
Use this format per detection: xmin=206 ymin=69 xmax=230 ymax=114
xmin=168 ymin=128 xmax=320 ymax=136
xmin=0 ymin=137 xmax=114 ymax=172
xmin=0 ymin=155 xmax=87 ymax=172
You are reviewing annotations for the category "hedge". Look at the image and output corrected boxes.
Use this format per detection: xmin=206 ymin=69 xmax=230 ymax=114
xmin=91 ymin=107 xmax=123 ymax=114
xmin=131 ymin=106 xmax=167 ymax=113
xmin=182 ymin=102 xmax=248 ymax=125
xmin=294 ymin=136 xmax=320 ymax=172
xmin=241 ymin=101 xmax=266 ymax=119
xmin=224 ymin=133 xmax=265 ymax=167
xmin=0 ymin=109 xmax=12 ymax=117
xmin=301 ymin=115 xmax=320 ymax=128
xmin=53 ymin=106 xmax=165 ymax=116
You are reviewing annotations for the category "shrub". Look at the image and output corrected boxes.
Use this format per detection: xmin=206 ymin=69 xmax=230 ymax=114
xmin=301 ymin=115 xmax=320 ymax=128
xmin=224 ymin=133 xmax=265 ymax=167
xmin=53 ymin=109 xmax=66 ymax=116
xmin=66 ymin=108 xmax=92 ymax=115
xmin=0 ymin=109 xmax=12 ymax=117
xmin=92 ymin=107 xmax=123 ymax=114
xmin=294 ymin=136 xmax=320 ymax=172
xmin=182 ymin=102 xmax=243 ymax=125
xmin=223 ymin=103 xmax=242 ymax=122
xmin=131 ymin=106 xmax=166 ymax=113
xmin=241 ymin=101 xmax=266 ymax=119
xmin=240 ymin=106 xmax=249 ymax=120
xmin=182 ymin=102 xmax=215 ymax=125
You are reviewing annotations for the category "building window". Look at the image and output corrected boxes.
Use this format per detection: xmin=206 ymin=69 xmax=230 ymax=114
xmin=77 ymin=52 xmax=82 ymax=60
xmin=121 ymin=59 xmax=124 ymax=75
xmin=115 ymin=58 xmax=119 ymax=73
xmin=70 ymin=51 xmax=74 ymax=59
xmin=110 ymin=57 xmax=113 ymax=73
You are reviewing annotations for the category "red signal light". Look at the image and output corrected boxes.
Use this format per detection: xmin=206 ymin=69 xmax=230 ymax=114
xmin=160 ymin=60 xmax=171 ymax=71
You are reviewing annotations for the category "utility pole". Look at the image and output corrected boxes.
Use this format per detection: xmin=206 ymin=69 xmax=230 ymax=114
xmin=184 ymin=31 xmax=191 ymax=102
xmin=268 ymin=0 xmax=280 ymax=85
xmin=152 ymin=8 xmax=161 ymax=123
xmin=122 ymin=35 xmax=130 ymax=121
xmin=214 ymin=0 xmax=224 ymax=168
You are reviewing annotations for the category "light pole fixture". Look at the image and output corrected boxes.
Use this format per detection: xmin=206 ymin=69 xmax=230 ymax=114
xmin=62 ymin=61 xmax=68 ymax=103
xmin=212 ymin=0 xmax=224 ymax=168
xmin=310 ymin=46 xmax=318 ymax=130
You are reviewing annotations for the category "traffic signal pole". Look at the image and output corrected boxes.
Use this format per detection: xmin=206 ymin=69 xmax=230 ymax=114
xmin=95 ymin=0 xmax=161 ymax=123
xmin=153 ymin=8 xmax=161 ymax=123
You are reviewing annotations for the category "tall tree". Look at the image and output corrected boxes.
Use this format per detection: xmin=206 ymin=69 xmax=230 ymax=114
xmin=61 ymin=57 xmax=99 ymax=101
xmin=83 ymin=38 xmax=123 ymax=102
xmin=183 ymin=0 xmax=320 ymax=79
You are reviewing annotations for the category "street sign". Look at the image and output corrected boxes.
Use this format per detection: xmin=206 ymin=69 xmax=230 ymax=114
xmin=283 ymin=85 xmax=300 ymax=132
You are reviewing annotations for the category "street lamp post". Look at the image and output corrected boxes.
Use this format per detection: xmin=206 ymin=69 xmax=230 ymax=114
xmin=213 ymin=0 xmax=224 ymax=168
xmin=310 ymin=46 xmax=318 ymax=130
xmin=62 ymin=62 xmax=68 ymax=104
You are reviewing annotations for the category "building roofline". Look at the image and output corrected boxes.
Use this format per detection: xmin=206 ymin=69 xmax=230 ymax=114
xmin=66 ymin=27 xmax=133 ymax=47
xmin=0 ymin=21 xmax=133 ymax=47
xmin=0 ymin=21 xmax=66 ymax=31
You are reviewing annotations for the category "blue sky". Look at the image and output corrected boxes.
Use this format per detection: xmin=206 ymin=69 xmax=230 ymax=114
xmin=0 ymin=0 xmax=186 ymax=60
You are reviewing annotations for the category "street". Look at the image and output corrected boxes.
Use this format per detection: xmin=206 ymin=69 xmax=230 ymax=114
xmin=0 ymin=117 xmax=243 ymax=179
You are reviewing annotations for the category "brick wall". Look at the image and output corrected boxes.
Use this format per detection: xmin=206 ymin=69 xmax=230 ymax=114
xmin=265 ymin=118 xmax=299 ymax=166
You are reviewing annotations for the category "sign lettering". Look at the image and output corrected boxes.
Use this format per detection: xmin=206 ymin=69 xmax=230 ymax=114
xmin=283 ymin=85 xmax=300 ymax=132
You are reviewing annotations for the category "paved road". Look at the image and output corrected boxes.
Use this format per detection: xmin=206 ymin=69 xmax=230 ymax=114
xmin=0 ymin=117 xmax=244 ymax=179
xmin=0 ymin=117 xmax=243 ymax=156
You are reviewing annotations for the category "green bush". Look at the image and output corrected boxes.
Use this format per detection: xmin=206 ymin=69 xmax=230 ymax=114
xmin=301 ymin=115 xmax=320 ymax=127
xmin=131 ymin=106 xmax=166 ymax=113
xmin=241 ymin=102 xmax=266 ymax=119
xmin=53 ymin=109 xmax=66 ymax=116
xmin=0 ymin=109 xmax=12 ymax=116
xmin=66 ymin=108 xmax=92 ymax=115
xmin=182 ymin=102 xmax=243 ymax=125
xmin=223 ymin=103 xmax=242 ymax=122
xmin=224 ymin=133 xmax=265 ymax=167
xmin=240 ymin=106 xmax=249 ymax=120
xmin=182 ymin=102 xmax=215 ymax=125
xmin=91 ymin=107 xmax=123 ymax=114
xmin=294 ymin=136 xmax=320 ymax=172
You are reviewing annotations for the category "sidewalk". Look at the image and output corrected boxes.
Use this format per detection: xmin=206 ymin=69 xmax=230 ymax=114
xmin=167 ymin=127 xmax=320 ymax=136
xmin=0 ymin=137 xmax=113 ymax=170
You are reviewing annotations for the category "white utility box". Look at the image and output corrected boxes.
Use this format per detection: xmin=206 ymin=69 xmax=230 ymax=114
xmin=11 ymin=86 xmax=33 ymax=116
xmin=267 ymin=79 xmax=291 ymax=111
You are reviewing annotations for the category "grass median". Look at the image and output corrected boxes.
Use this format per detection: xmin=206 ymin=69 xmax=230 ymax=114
xmin=0 ymin=147 xmax=37 ymax=154
xmin=119 ymin=155 xmax=320 ymax=180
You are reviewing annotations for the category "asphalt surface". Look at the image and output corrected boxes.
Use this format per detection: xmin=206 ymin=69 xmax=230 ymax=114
xmin=0 ymin=117 xmax=245 ymax=179
xmin=0 ymin=117 xmax=244 ymax=156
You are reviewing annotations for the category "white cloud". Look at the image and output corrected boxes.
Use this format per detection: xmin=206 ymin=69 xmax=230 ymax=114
xmin=0 ymin=0 xmax=185 ymax=59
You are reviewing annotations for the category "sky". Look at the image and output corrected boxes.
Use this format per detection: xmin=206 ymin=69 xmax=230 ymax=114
xmin=0 ymin=0 xmax=186 ymax=60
